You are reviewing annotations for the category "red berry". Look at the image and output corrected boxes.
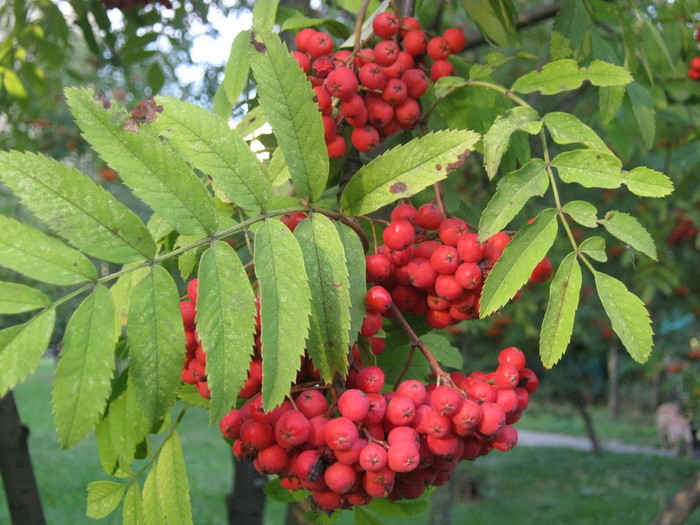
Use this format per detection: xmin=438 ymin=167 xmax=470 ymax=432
xmin=451 ymin=398 xmax=482 ymax=436
xmin=358 ymin=62 xmax=386 ymax=90
xmin=391 ymin=284 xmax=419 ymax=310
xmin=360 ymin=310 xmax=383 ymax=337
xmin=395 ymin=98 xmax=420 ymax=128
xmin=430 ymin=59 xmax=454 ymax=82
xmin=477 ymin=402 xmax=506 ymax=436
xmin=257 ymin=444 xmax=289 ymax=474
xmin=402 ymin=68 xmax=429 ymax=99
xmin=401 ymin=29 xmax=427 ymax=56
xmin=366 ymin=253 xmax=393 ymax=282
xmin=291 ymin=50 xmax=311 ymax=72
xmin=326 ymin=134 xmax=346 ymax=158
xmin=430 ymin=245 xmax=460 ymax=274
xmin=426 ymin=36 xmax=451 ymax=61
xmin=498 ymin=346 xmax=526 ymax=371
xmin=186 ymin=278 xmax=198 ymax=304
xmin=492 ymin=424 xmax=518 ymax=452
xmin=356 ymin=366 xmax=385 ymax=394
xmin=351 ymin=125 xmax=380 ymax=152
xmin=321 ymin=114 xmax=337 ymax=142
xmin=373 ymin=12 xmax=400 ymax=38
xmin=415 ymin=203 xmax=443 ymax=229
xmin=382 ymin=220 xmax=416 ymax=250
xmin=274 ymin=410 xmax=311 ymax=449
xmin=374 ymin=39 xmax=400 ymax=66
xmin=426 ymin=309 xmax=452 ymax=329
xmin=340 ymin=93 xmax=366 ymax=119
xmin=438 ymin=217 xmax=468 ymax=246
xmin=295 ymin=389 xmax=329 ymax=419
xmin=359 ymin=442 xmax=388 ymax=471
xmin=338 ymin=389 xmax=371 ymax=422
xmin=399 ymin=16 xmax=421 ymax=36
xmin=430 ymin=385 xmax=463 ymax=416
xmin=530 ymin=257 xmax=553 ymax=283
xmin=354 ymin=48 xmax=375 ymax=67
xmin=325 ymin=416 xmax=359 ymax=451
xmin=366 ymin=285 xmax=393 ymax=312
xmin=313 ymin=86 xmax=332 ymax=115
xmin=494 ymin=363 xmax=520 ymax=390
xmin=485 ymin=231 xmax=511 ymax=261
xmin=454 ymin=262 xmax=482 ymax=289
xmin=391 ymin=203 xmax=417 ymax=223
xmin=325 ymin=66 xmax=358 ymax=99
xmin=312 ymin=55 xmax=335 ymax=78
xmin=382 ymin=79 xmax=408 ymax=106
xmin=406 ymin=258 xmax=437 ymax=288
xmin=435 ymin=274 xmax=463 ymax=301
xmin=295 ymin=28 xmax=318 ymax=53
xmin=387 ymin=443 xmax=420 ymax=472
xmin=307 ymin=31 xmax=334 ymax=59
xmin=442 ymin=28 xmax=467 ymax=53
xmin=457 ymin=233 xmax=485 ymax=263
xmin=366 ymin=97 xmax=394 ymax=128
xmin=180 ymin=301 xmax=196 ymax=330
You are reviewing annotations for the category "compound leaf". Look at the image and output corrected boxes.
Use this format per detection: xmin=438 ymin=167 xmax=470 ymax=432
xmin=0 ymin=151 xmax=156 ymax=263
xmin=295 ymin=214 xmax=351 ymax=382
xmin=512 ymin=59 xmax=632 ymax=95
xmin=540 ymin=252 xmax=581 ymax=368
xmin=53 ymin=285 xmax=116 ymax=449
xmin=197 ymin=241 xmax=257 ymax=424
xmin=127 ymin=265 xmax=184 ymax=426
xmin=480 ymin=208 xmax=558 ymax=318
xmin=254 ymin=220 xmax=311 ymax=410
xmin=341 ymin=130 xmax=479 ymax=215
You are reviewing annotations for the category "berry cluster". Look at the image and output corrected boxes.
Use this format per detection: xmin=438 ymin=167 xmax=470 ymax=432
xmin=293 ymin=14 xmax=466 ymax=157
xmin=101 ymin=0 xmax=171 ymax=9
xmin=219 ymin=346 xmax=538 ymax=512
xmin=688 ymin=57 xmax=700 ymax=81
xmin=361 ymin=203 xmax=552 ymax=332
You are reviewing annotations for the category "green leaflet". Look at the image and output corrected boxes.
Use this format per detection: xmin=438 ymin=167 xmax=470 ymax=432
xmin=511 ymin=59 xmax=633 ymax=95
xmin=599 ymin=85 xmax=625 ymax=125
xmin=600 ymin=211 xmax=657 ymax=260
xmin=127 ymin=265 xmax=185 ymax=426
xmin=252 ymin=0 xmax=280 ymax=30
xmin=479 ymin=158 xmax=549 ymax=241
xmin=579 ymin=236 xmax=607 ymax=262
xmin=248 ymin=28 xmax=328 ymax=202
xmin=340 ymin=130 xmax=480 ymax=215
xmin=540 ymin=252 xmax=581 ymax=368
xmin=621 ymin=166 xmax=673 ymax=198
xmin=142 ymin=466 xmax=163 ymax=525
xmin=111 ymin=266 xmax=150 ymax=327
xmin=152 ymin=97 xmax=271 ymax=213
xmin=626 ymin=82 xmax=656 ymax=149
xmin=254 ymin=220 xmax=312 ymax=410
xmin=295 ymin=214 xmax=351 ymax=383
xmin=156 ymin=432 xmax=193 ymax=525
xmin=550 ymin=0 xmax=591 ymax=60
xmin=196 ymin=241 xmax=257 ymax=424
xmin=421 ymin=333 xmax=463 ymax=369
xmin=0 ymin=308 xmax=55 ymax=396
xmin=594 ymin=271 xmax=653 ymax=363
xmin=551 ymin=149 xmax=623 ymax=189
xmin=561 ymin=201 xmax=598 ymax=228
xmin=459 ymin=0 xmax=519 ymax=48
xmin=65 ymin=87 xmax=218 ymax=236
xmin=480 ymin=208 xmax=559 ymax=318
xmin=542 ymin=112 xmax=609 ymax=151
xmin=86 ymin=481 xmax=125 ymax=520
xmin=0 ymin=215 xmax=96 ymax=285
xmin=0 ymin=151 xmax=156 ymax=263
xmin=334 ymin=222 xmax=367 ymax=347
xmin=367 ymin=493 xmax=431 ymax=517
xmin=53 ymin=285 xmax=117 ymax=449
xmin=354 ymin=507 xmax=384 ymax=525
xmin=0 ymin=282 xmax=50 ymax=314
xmin=483 ymin=106 xmax=542 ymax=180
xmin=213 ymin=29 xmax=251 ymax=119
xmin=122 ymin=482 xmax=144 ymax=525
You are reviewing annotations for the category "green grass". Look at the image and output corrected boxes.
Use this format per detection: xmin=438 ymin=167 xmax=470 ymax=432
xmin=1 ymin=360 xmax=697 ymax=525
xmin=516 ymin=400 xmax=661 ymax=447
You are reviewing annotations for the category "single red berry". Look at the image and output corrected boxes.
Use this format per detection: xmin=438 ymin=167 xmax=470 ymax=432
xmin=454 ymin=262 xmax=482 ymax=289
xmin=499 ymin=346 xmax=526 ymax=371
xmin=391 ymin=203 xmax=417 ymax=223
xmin=180 ymin=301 xmax=196 ymax=330
xmin=456 ymin=232 xmax=485 ymax=263
xmin=442 ymin=28 xmax=467 ymax=53
xmin=295 ymin=389 xmax=329 ymax=419
xmin=257 ymin=444 xmax=289 ymax=474
xmin=387 ymin=443 xmax=420 ymax=472
xmin=485 ymin=231 xmax=511 ymax=261
xmin=354 ymin=47 xmax=375 ymax=67
xmin=365 ymin=285 xmax=393 ymax=312
xmin=426 ymin=36 xmax=451 ymax=60
xmin=326 ymin=134 xmax=346 ymax=158
xmin=345 ymin=107 xmax=369 ymax=128
xmin=274 ymin=410 xmax=311 ymax=449
xmin=312 ymin=86 xmax=332 ymax=115
xmin=374 ymin=39 xmax=400 ymax=66
xmin=321 ymin=114 xmax=337 ymax=142
xmin=358 ymin=62 xmax=386 ymax=90
xmin=351 ymin=125 xmax=380 ymax=152
xmin=360 ymin=310 xmax=384 ymax=337
xmin=332 ymin=49 xmax=352 ymax=65
xmin=415 ymin=203 xmax=443 ymax=229
xmin=186 ymin=278 xmax=199 ymax=304
xmin=382 ymin=219 xmax=416 ymax=250
xmin=373 ymin=11 xmax=400 ymax=39
xmin=494 ymin=363 xmax=520 ymax=390
xmin=366 ymin=253 xmax=393 ymax=282
xmin=340 ymin=93 xmax=366 ymax=119
xmin=451 ymin=398 xmax=482 ymax=436
xmin=396 ymin=379 xmax=426 ymax=406
xmin=401 ymin=29 xmax=427 ymax=56
xmin=399 ymin=16 xmax=421 ymax=36
xmin=338 ymin=389 xmax=371 ymax=422
xmin=406 ymin=258 xmax=437 ymax=289
xmin=520 ymin=368 xmax=539 ymax=393
xmin=529 ymin=257 xmax=553 ymax=283
xmin=394 ymin=98 xmax=420 ymax=128
xmin=325 ymin=66 xmax=358 ymax=99
xmin=324 ymin=416 xmax=359 ymax=451
xmin=434 ymin=274 xmax=463 ymax=301
xmin=386 ymin=395 xmax=417 ymax=426
xmin=356 ymin=366 xmax=385 ymax=394
xmin=366 ymin=97 xmax=395 ymax=128
xmin=382 ymin=78 xmax=408 ymax=106
xmin=438 ymin=217 xmax=468 ymax=246
xmin=311 ymin=55 xmax=335 ymax=78
xmin=477 ymin=402 xmax=506 ymax=436
xmin=430 ymin=59 xmax=454 ymax=82
xmin=291 ymin=51 xmax=311 ymax=72
xmin=430 ymin=245 xmax=460 ymax=274
xmin=492 ymin=424 xmax=518 ymax=452
xmin=391 ymin=284 xmax=419 ymax=310
xmin=359 ymin=442 xmax=388 ymax=471
xmin=369 ymin=336 xmax=386 ymax=356
xmin=307 ymin=31 xmax=334 ymax=59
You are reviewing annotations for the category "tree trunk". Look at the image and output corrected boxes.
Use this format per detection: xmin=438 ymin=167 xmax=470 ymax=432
xmin=574 ymin=395 xmax=601 ymax=454
xmin=651 ymin=470 xmax=700 ymax=525
xmin=227 ymin=457 xmax=268 ymax=525
xmin=607 ymin=343 xmax=620 ymax=420
xmin=0 ymin=391 xmax=46 ymax=525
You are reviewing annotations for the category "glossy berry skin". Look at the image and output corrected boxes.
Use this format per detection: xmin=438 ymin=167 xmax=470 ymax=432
xmin=326 ymin=134 xmax=346 ymax=158
xmin=430 ymin=245 xmax=460 ymax=274
xmin=402 ymin=69 xmax=429 ymax=99
xmin=530 ymin=257 xmax=553 ymax=283
xmin=366 ymin=285 xmax=393 ymax=312
xmin=402 ymin=29 xmax=427 ymax=56
xmin=442 ymin=28 xmax=467 ymax=53
xmin=366 ymin=253 xmax=393 ymax=282
xmin=351 ymin=125 xmax=380 ymax=152
xmin=426 ymin=36 xmax=451 ymax=61
xmin=498 ymin=346 xmax=526 ymax=371
xmin=295 ymin=28 xmax=318 ymax=53
xmin=382 ymin=220 xmax=416 ymax=250
xmin=358 ymin=63 xmax=386 ymax=90
xmin=391 ymin=203 xmax=417 ymax=223
xmin=324 ymin=416 xmax=359 ymax=451
xmin=325 ymin=67 xmax=358 ymax=99
xmin=374 ymin=39 xmax=400 ymax=66
xmin=382 ymin=79 xmax=408 ymax=106
xmin=338 ymin=389 xmax=371 ymax=422
xmin=372 ymin=11 xmax=400 ymax=38
xmin=454 ymin=262 xmax=482 ymax=289
xmin=415 ymin=203 xmax=442 ymax=230
xmin=430 ymin=59 xmax=454 ymax=82
xmin=307 ymin=31 xmax=334 ymax=59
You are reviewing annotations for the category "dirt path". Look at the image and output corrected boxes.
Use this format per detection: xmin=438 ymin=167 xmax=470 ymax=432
xmin=517 ymin=429 xmax=677 ymax=456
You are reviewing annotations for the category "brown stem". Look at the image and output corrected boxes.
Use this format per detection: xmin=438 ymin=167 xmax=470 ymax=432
xmin=394 ymin=345 xmax=417 ymax=385
xmin=433 ymin=181 xmax=447 ymax=219
xmin=312 ymin=208 xmax=370 ymax=253
xmin=353 ymin=0 xmax=372 ymax=54
xmin=363 ymin=428 xmax=389 ymax=447
xmin=388 ymin=303 xmax=451 ymax=384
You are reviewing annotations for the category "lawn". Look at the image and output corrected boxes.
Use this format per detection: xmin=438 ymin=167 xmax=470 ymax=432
xmin=1 ymin=360 xmax=697 ymax=525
